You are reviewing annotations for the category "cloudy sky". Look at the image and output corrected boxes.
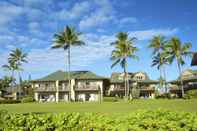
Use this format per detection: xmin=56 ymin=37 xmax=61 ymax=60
xmin=0 ymin=0 xmax=197 ymax=80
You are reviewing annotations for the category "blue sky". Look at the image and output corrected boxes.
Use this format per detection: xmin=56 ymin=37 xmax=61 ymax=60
xmin=0 ymin=0 xmax=197 ymax=81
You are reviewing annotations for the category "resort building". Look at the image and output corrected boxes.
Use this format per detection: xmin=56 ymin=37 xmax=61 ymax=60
xmin=191 ymin=52 xmax=197 ymax=66
xmin=108 ymin=72 xmax=158 ymax=98
xmin=169 ymin=69 xmax=197 ymax=97
xmin=31 ymin=70 xmax=107 ymax=102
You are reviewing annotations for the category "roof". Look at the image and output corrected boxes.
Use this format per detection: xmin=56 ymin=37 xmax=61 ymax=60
xmin=137 ymin=79 xmax=159 ymax=84
xmin=110 ymin=72 xmax=158 ymax=83
xmin=33 ymin=70 xmax=106 ymax=81
xmin=110 ymin=72 xmax=134 ymax=83
xmin=191 ymin=52 xmax=197 ymax=66
xmin=169 ymin=76 xmax=197 ymax=84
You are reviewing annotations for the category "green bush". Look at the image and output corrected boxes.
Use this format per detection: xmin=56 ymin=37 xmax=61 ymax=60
xmin=103 ymin=97 xmax=118 ymax=102
xmin=0 ymin=100 xmax=21 ymax=104
xmin=186 ymin=89 xmax=197 ymax=99
xmin=1 ymin=109 xmax=197 ymax=130
xmin=156 ymin=93 xmax=172 ymax=99
xmin=21 ymin=96 xmax=34 ymax=103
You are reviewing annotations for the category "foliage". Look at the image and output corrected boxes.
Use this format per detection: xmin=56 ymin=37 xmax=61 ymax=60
xmin=103 ymin=97 xmax=118 ymax=102
xmin=155 ymin=93 xmax=172 ymax=99
xmin=0 ymin=76 xmax=15 ymax=90
xmin=131 ymin=87 xmax=140 ymax=99
xmin=1 ymin=109 xmax=197 ymax=130
xmin=0 ymin=100 xmax=21 ymax=104
xmin=111 ymin=32 xmax=138 ymax=99
xmin=185 ymin=90 xmax=197 ymax=99
xmin=21 ymin=96 xmax=34 ymax=103
xmin=165 ymin=37 xmax=192 ymax=97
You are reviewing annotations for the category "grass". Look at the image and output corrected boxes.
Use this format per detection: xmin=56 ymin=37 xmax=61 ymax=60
xmin=0 ymin=99 xmax=197 ymax=114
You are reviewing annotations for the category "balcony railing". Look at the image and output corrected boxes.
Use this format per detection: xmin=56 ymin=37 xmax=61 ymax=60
xmin=35 ymin=86 xmax=56 ymax=92
xmin=75 ymin=85 xmax=99 ymax=91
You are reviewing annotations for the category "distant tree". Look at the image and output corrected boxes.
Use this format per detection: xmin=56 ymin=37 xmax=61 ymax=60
xmin=165 ymin=37 xmax=192 ymax=97
xmin=0 ymin=76 xmax=14 ymax=90
xmin=111 ymin=32 xmax=138 ymax=100
xmin=52 ymin=25 xmax=85 ymax=101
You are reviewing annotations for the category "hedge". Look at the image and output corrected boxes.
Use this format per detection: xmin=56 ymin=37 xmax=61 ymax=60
xmin=1 ymin=109 xmax=197 ymax=130
xmin=0 ymin=100 xmax=21 ymax=104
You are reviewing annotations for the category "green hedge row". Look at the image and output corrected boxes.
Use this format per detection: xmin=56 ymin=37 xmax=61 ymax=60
xmin=0 ymin=100 xmax=21 ymax=104
xmin=1 ymin=109 xmax=197 ymax=130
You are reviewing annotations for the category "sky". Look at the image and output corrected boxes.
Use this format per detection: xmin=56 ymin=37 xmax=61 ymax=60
xmin=0 ymin=0 xmax=197 ymax=81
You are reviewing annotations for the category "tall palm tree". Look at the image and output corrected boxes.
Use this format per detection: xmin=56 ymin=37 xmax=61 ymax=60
xmin=8 ymin=48 xmax=28 ymax=98
xmin=111 ymin=32 xmax=138 ymax=100
xmin=151 ymin=52 xmax=169 ymax=92
xmin=52 ymin=26 xmax=85 ymax=101
xmin=148 ymin=35 xmax=168 ymax=91
xmin=165 ymin=37 xmax=192 ymax=97
xmin=8 ymin=48 xmax=28 ymax=81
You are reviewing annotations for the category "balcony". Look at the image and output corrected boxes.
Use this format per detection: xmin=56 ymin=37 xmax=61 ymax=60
xmin=59 ymin=86 xmax=69 ymax=91
xmin=35 ymin=86 xmax=56 ymax=92
xmin=75 ymin=85 xmax=99 ymax=91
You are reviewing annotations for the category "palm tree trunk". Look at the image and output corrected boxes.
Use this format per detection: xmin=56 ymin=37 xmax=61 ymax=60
xmin=68 ymin=46 xmax=71 ymax=101
xmin=163 ymin=66 xmax=167 ymax=93
xmin=18 ymin=71 xmax=21 ymax=100
xmin=177 ymin=61 xmax=184 ymax=97
xmin=159 ymin=67 xmax=162 ymax=89
xmin=124 ymin=67 xmax=127 ymax=100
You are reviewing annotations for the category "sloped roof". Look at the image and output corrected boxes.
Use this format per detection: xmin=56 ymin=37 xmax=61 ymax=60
xmin=110 ymin=72 xmax=134 ymax=83
xmin=110 ymin=72 xmax=157 ymax=83
xmin=169 ymin=76 xmax=197 ymax=84
xmin=33 ymin=70 xmax=106 ymax=81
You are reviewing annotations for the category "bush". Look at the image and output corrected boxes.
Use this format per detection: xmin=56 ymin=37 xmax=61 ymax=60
xmin=186 ymin=89 xmax=197 ymax=99
xmin=21 ymin=96 xmax=34 ymax=103
xmin=103 ymin=97 xmax=118 ymax=102
xmin=155 ymin=93 xmax=172 ymax=99
xmin=0 ymin=100 xmax=21 ymax=104
xmin=1 ymin=110 xmax=197 ymax=130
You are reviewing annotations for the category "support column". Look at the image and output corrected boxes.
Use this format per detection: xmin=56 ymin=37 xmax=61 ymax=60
xmin=34 ymin=92 xmax=38 ymax=101
xmin=98 ymin=81 xmax=103 ymax=102
xmin=56 ymin=80 xmax=59 ymax=103
xmin=70 ymin=79 xmax=75 ymax=101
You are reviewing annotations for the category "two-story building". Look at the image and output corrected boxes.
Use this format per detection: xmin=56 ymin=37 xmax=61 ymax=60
xmin=108 ymin=72 xmax=158 ymax=98
xmin=169 ymin=69 xmax=197 ymax=97
xmin=31 ymin=70 xmax=107 ymax=102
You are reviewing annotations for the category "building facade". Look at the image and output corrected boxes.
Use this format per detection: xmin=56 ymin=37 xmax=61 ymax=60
xmin=108 ymin=72 xmax=158 ymax=99
xmin=169 ymin=69 xmax=197 ymax=97
xmin=32 ymin=70 xmax=106 ymax=102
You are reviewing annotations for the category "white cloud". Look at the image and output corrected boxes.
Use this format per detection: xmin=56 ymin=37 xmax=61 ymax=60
xmin=79 ymin=0 xmax=115 ymax=30
xmin=120 ymin=17 xmax=138 ymax=24
xmin=129 ymin=28 xmax=179 ymax=40
xmin=0 ymin=2 xmax=23 ymax=26
xmin=54 ymin=1 xmax=91 ymax=20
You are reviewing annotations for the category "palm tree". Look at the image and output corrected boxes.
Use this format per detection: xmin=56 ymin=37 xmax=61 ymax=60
xmin=165 ymin=37 xmax=192 ymax=97
xmin=148 ymin=35 xmax=168 ymax=91
xmin=111 ymin=32 xmax=138 ymax=100
xmin=151 ymin=52 xmax=169 ymax=92
xmin=52 ymin=26 xmax=85 ymax=101
xmin=2 ymin=60 xmax=18 ymax=88
xmin=8 ymin=48 xmax=28 ymax=98
xmin=8 ymin=48 xmax=28 ymax=81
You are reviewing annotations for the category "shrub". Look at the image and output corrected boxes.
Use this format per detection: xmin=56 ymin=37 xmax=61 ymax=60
xmin=155 ymin=93 xmax=171 ymax=99
xmin=21 ymin=96 xmax=34 ymax=103
xmin=103 ymin=97 xmax=118 ymax=102
xmin=0 ymin=100 xmax=21 ymax=104
xmin=1 ymin=110 xmax=197 ymax=130
xmin=186 ymin=89 xmax=197 ymax=99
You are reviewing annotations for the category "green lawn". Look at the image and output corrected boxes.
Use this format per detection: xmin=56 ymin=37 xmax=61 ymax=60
xmin=0 ymin=99 xmax=197 ymax=114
